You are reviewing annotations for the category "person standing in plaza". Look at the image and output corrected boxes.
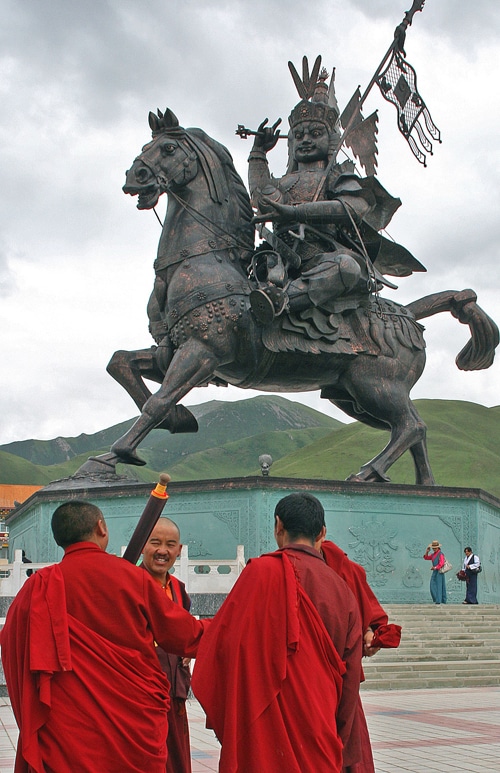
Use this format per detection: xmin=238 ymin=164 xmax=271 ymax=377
xmin=141 ymin=517 xmax=192 ymax=773
xmin=192 ymin=492 xmax=362 ymax=773
xmin=1 ymin=501 xmax=208 ymax=773
xmin=423 ymin=540 xmax=447 ymax=604
xmin=462 ymin=546 xmax=481 ymax=604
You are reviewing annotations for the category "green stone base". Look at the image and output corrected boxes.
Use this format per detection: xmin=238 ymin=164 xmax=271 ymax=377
xmin=7 ymin=477 xmax=500 ymax=605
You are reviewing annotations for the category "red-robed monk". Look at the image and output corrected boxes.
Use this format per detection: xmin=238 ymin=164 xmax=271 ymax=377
xmin=1 ymin=501 xmax=209 ymax=773
xmin=141 ymin=517 xmax=192 ymax=773
xmin=192 ymin=493 xmax=362 ymax=773
xmin=319 ymin=539 xmax=398 ymax=773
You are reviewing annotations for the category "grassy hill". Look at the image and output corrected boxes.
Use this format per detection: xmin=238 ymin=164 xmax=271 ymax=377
xmin=0 ymin=396 xmax=340 ymax=485
xmin=167 ymin=427 xmax=331 ymax=480
xmin=271 ymin=400 xmax=500 ymax=498
xmin=1 ymin=398 xmax=499 ymax=497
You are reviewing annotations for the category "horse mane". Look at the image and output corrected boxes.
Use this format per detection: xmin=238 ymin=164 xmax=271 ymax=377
xmin=187 ymin=127 xmax=255 ymax=254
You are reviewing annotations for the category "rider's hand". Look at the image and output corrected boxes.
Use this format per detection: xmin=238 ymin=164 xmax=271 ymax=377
xmin=253 ymin=198 xmax=297 ymax=224
xmin=252 ymin=118 xmax=282 ymax=153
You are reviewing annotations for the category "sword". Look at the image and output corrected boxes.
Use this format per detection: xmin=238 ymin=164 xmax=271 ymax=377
xmin=122 ymin=473 xmax=171 ymax=564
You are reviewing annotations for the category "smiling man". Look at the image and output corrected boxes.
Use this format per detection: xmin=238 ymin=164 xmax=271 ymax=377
xmin=141 ymin=518 xmax=193 ymax=773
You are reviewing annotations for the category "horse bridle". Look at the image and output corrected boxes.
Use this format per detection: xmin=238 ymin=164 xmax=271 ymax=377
xmin=138 ymin=140 xmax=197 ymax=193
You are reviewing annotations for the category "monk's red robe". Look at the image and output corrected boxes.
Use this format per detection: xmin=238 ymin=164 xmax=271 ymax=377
xmin=321 ymin=540 xmax=390 ymax=773
xmin=321 ymin=541 xmax=388 ymax=633
xmin=192 ymin=545 xmax=362 ymax=773
xmin=143 ymin=568 xmax=192 ymax=773
xmin=1 ymin=542 xmax=207 ymax=773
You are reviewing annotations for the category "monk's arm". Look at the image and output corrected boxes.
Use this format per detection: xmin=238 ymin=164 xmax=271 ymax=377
xmin=145 ymin=577 xmax=208 ymax=658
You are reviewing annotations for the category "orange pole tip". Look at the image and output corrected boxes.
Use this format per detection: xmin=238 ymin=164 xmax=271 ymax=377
xmin=151 ymin=473 xmax=171 ymax=499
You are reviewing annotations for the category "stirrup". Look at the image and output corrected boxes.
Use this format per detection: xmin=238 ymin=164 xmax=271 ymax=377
xmin=250 ymin=289 xmax=278 ymax=325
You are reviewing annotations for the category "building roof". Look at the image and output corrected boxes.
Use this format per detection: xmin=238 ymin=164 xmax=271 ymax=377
xmin=0 ymin=484 xmax=43 ymax=511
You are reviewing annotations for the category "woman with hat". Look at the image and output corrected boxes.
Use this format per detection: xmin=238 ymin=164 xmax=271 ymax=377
xmin=423 ymin=540 xmax=447 ymax=604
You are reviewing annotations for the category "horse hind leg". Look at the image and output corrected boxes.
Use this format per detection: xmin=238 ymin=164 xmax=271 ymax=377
xmin=347 ymin=401 xmax=433 ymax=484
xmin=346 ymin=408 xmax=428 ymax=484
xmin=409 ymin=438 xmax=436 ymax=486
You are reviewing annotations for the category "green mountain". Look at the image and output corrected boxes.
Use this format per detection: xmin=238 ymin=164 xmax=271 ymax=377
xmin=271 ymin=400 xmax=500 ymax=498
xmin=167 ymin=427 xmax=331 ymax=480
xmin=2 ymin=398 xmax=499 ymax=497
xmin=0 ymin=396 xmax=340 ymax=485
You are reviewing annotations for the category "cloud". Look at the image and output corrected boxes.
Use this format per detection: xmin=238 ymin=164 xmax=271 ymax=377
xmin=0 ymin=0 xmax=498 ymax=446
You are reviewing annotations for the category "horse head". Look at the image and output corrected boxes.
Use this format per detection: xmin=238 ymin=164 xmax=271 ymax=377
xmin=123 ymin=108 xmax=199 ymax=209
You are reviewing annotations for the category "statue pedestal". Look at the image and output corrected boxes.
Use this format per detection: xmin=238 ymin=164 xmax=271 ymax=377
xmin=6 ymin=476 xmax=500 ymax=605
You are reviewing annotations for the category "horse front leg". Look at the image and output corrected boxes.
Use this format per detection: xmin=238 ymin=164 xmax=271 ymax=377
xmin=107 ymin=344 xmax=198 ymax=434
xmin=110 ymin=340 xmax=218 ymax=466
xmin=106 ymin=347 xmax=163 ymax=411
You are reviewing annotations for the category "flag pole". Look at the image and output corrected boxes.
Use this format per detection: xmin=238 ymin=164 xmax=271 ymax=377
xmin=357 ymin=0 xmax=426 ymax=114
xmin=313 ymin=1 xmax=427 ymax=200
xmin=122 ymin=473 xmax=171 ymax=565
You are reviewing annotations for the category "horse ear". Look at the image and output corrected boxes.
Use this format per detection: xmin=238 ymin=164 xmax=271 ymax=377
xmin=149 ymin=111 xmax=160 ymax=132
xmin=163 ymin=108 xmax=179 ymax=129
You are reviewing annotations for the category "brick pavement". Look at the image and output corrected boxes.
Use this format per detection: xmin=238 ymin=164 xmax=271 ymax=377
xmin=0 ymin=687 xmax=499 ymax=772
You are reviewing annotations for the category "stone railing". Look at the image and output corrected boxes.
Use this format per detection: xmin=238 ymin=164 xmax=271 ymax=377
xmin=173 ymin=544 xmax=246 ymax=594
xmin=0 ymin=546 xmax=245 ymax=599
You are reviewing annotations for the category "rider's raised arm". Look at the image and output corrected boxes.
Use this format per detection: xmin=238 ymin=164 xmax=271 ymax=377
xmin=248 ymin=118 xmax=281 ymax=209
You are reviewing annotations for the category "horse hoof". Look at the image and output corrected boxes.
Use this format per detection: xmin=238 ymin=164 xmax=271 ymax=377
xmin=110 ymin=445 xmax=147 ymax=466
xmin=346 ymin=470 xmax=391 ymax=483
xmin=74 ymin=453 xmax=120 ymax=475
xmin=346 ymin=473 xmax=366 ymax=483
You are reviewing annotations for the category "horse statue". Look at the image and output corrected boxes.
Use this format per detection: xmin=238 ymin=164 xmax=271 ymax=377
xmin=86 ymin=107 xmax=498 ymax=485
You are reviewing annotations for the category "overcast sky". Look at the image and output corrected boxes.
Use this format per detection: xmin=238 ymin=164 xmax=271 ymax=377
xmin=1 ymin=0 xmax=499 ymax=445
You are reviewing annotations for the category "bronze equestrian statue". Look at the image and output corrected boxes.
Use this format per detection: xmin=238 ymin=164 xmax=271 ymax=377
xmin=91 ymin=58 xmax=497 ymax=486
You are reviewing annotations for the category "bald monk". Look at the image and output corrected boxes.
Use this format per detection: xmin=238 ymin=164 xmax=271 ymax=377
xmin=141 ymin=518 xmax=192 ymax=773
xmin=192 ymin=493 xmax=362 ymax=773
xmin=1 ymin=501 xmax=208 ymax=773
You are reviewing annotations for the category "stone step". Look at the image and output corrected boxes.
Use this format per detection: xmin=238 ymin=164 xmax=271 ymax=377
xmin=361 ymin=674 xmax=500 ymax=690
xmin=394 ymin=633 xmax=500 ymax=642
xmin=383 ymin=604 xmax=500 ymax=610
xmin=383 ymin=601 xmax=500 ymax=617
xmin=394 ymin=618 xmax=499 ymax=625
xmin=384 ymin=607 xmax=500 ymax=617
xmin=373 ymin=649 xmax=500 ymax=662
xmin=364 ymin=659 xmax=500 ymax=675
xmin=363 ymin=605 xmax=500 ymax=689
xmin=397 ymin=628 xmax=499 ymax=636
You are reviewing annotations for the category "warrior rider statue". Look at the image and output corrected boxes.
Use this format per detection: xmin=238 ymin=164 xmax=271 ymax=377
xmin=247 ymin=58 xmax=424 ymax=325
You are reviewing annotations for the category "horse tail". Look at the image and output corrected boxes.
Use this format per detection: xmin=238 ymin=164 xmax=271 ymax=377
xmin=406 ymin=289 xmax=499 ymax=371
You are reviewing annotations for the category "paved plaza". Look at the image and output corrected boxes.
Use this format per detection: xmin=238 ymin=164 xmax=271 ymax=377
xmin=0 ymin=686 xmax=498 ymax=772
